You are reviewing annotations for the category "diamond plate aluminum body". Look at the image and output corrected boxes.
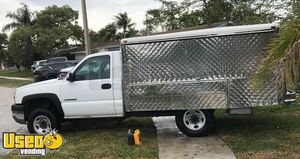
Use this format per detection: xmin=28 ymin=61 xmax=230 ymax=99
xmin=122 ymin=32 xmax=278 ymax=111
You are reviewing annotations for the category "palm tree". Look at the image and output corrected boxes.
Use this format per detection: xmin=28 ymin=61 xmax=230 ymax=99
xmin=102 ymin=23 xmax=118 ymax=41
xmin=92 ymin=23 xmax=118 ymax=42
xmin=252 ymin=18 xmax=300 ymax=91
xmin=2 ymin=3 xmax=34 ymax=31
xmin=114 ymin=12 xmax=135 ymax=38
xmin=3 ymin=3 xmax=34 ymax=71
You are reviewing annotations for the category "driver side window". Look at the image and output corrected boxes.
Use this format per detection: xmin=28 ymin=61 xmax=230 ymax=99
xmin=73 ymin=55 xmax=110 ymax=81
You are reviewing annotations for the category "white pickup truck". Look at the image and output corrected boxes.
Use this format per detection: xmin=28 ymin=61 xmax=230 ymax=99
xmin=12 ymin=24 xmax=293 ymax=137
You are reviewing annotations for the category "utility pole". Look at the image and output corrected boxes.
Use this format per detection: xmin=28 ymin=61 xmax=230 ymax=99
xmin=81 ymin=0 xmax=91 ymax=55
xmin=146 ymin=14 xmax=150 ymax=36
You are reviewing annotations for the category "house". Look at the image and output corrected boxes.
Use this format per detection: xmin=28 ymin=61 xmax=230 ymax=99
xmin=54 ymin=41 xmax=120 ymax=60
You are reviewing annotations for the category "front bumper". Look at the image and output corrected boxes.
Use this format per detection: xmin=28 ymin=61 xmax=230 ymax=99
xmin=11 ymin=104 xmax=26 ymax=124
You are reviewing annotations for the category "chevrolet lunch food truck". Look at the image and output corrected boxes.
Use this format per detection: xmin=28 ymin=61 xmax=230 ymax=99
xmin=12 ymin=24 xmax=293 ymax=137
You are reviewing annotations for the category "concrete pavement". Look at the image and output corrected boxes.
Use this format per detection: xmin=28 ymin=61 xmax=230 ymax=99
xmin=0 ymin=87 xmax=27 ymax=156
xmin=153 ymin=117 xmax=236 ymax=159
xmin=0 ymin=76 xmax=32 ymax=81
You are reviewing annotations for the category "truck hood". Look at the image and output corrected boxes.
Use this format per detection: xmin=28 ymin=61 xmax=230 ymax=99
xmin=15 ymin=79 xmax=63 ymax=104
xmin=16 ymin=79 xmax=60 ymax=91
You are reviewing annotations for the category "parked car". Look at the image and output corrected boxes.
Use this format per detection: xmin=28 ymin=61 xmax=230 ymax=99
xmin=31 ymin=60 xmax=47 ymax=71
xmin=46 ymin=57 xmax=68 ymax=63
xmin=12 ymin=24 xmax=295 ymax=137
xmin=33 ymin=62 xmax=76 ymax=82
xmin=57 ymin=60 xmax=80 ymax=79
xmin=58 ymin=66 xmax=74 ymax=79
xmin=68 ymin=60 xmax=81 ymax=65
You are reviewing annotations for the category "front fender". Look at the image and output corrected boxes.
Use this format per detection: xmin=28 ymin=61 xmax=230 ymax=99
xmin=22 ymin=93 xmax=65 ymax=120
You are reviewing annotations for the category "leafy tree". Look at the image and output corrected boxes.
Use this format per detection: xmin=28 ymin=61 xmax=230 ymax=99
xmin=8 ymin=27 xmax=35 ymax=70
xmin=35 ymin=5 xmax=78 ymax=29
xmin=4 ymin=4 xmax=84 ymax=68
xmin=145 ymin=0 xmax=184 ymax=32
xmin=284 ymin=0 xmax=300 ymax=22
xmin=145 ymin=0 xmax=279 ymax=32
xmin=144 ymin=9 xmax=162 ymax=32
xmin=197 ymin=0 xmax=233 ymax=26
xmin=114 ymin=12 xmax=135 ymax=38
xmin=0 ymin=33 xmax=8 ymax=54
xmin=33 ymin=5 xmax=82 ymax=59
xmin=69 ymin=24 xmax=84 ymax=44
xmin=159 ymin=0 xmax=182 ymax=30
xmin=179 ymin=10 xmax=202 ymax=28
xmin=0 ymin=33 xmax=8 ymax=67
xmin=127 ymin=27 xmax=139 ymax=37
xmin=189 ymin=0 xmax=277 ymax=25
xmin=229 ymin=0 xmax=277 ymax=25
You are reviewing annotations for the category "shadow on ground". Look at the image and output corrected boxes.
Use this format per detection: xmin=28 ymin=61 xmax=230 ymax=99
xmin=60 ymin=117 xmax=153 ymax=133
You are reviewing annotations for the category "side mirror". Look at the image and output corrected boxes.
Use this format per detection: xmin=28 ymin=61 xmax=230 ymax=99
xmin=67 ymin=73 xmax=75 ymax=82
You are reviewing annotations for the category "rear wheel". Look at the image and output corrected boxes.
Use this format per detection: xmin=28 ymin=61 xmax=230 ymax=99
xmin=175 ymin=109 xmax=214 ymax=137
xmin=27 ymin=109 xmax=60 ymax=135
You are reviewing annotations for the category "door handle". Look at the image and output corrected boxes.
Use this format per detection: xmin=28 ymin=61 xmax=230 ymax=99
xmin=101 ymin=83 xmax=111 ymax=89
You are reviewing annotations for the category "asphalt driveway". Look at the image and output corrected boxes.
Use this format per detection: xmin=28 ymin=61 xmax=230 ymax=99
xmin=0 ymin=87 xmax=26 ymax=156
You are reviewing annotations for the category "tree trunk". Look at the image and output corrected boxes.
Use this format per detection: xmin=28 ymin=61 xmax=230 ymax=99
xmin=16 ymin=64 xmax=20 ymax=72
xmin=123 ymin=26 xmax=126 ymax=38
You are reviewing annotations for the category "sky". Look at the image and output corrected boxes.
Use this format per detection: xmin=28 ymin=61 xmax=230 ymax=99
xmin=0 ymin=0 xmax=161 ymax=34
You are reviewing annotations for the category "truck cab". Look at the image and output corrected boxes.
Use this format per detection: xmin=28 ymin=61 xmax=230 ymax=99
xmin=12 ymin=51 xmax=124 ymax=135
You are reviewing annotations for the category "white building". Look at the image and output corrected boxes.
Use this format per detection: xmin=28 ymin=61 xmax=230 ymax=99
xmin=54 ymin=41 xmax=120 ymax=60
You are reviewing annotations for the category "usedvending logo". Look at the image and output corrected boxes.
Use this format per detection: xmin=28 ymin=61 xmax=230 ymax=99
xmin=2 ymin=130 xmax=64 ymax=156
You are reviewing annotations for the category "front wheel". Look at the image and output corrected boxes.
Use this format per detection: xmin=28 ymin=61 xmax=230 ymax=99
xmin=27 ymin=109 xmax=61 ymax=135
xmin=175 ymin=109 xmax=214 ymax=137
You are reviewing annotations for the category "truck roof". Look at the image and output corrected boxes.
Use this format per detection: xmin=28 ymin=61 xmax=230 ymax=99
xmin=121 ymin=23 xmax=278 ymax=44
xmin=82 ymin=51 xmax=120 ymax=60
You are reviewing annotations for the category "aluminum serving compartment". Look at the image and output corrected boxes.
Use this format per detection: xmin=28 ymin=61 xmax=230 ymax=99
xmin=121 ymin=24 xmax=281 ymax=112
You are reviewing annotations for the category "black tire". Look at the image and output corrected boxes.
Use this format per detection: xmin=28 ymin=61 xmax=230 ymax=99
xmin=27 ymin=108 xmax=61 ymax=134
xmin=175 ymin=109 xmax=214 ymax=137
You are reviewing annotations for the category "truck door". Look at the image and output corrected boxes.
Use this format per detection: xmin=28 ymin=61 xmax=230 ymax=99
xmin=60 ymin=54 xmax=116 ymax=118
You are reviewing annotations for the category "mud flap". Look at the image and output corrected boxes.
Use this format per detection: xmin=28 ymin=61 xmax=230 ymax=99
xmin=284 ymin=90 xmax=296 ymax=105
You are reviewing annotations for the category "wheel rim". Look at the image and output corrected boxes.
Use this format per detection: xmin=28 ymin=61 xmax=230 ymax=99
xmin=183 ymin=110 xmax=206 ymax=131
xmin=33 ymin=115 xmax=52 ymax=135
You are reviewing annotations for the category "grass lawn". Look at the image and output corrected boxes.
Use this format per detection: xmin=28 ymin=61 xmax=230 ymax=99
xmin=3 ymin=117 xmax=158 ymax=159
xmin=0 ymin=78 xmax=32 ymax=88
xmin=216 ymin=104 xmax=300 ymax=159
xmin=0 ymin=69 xmax=32 ymax=78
